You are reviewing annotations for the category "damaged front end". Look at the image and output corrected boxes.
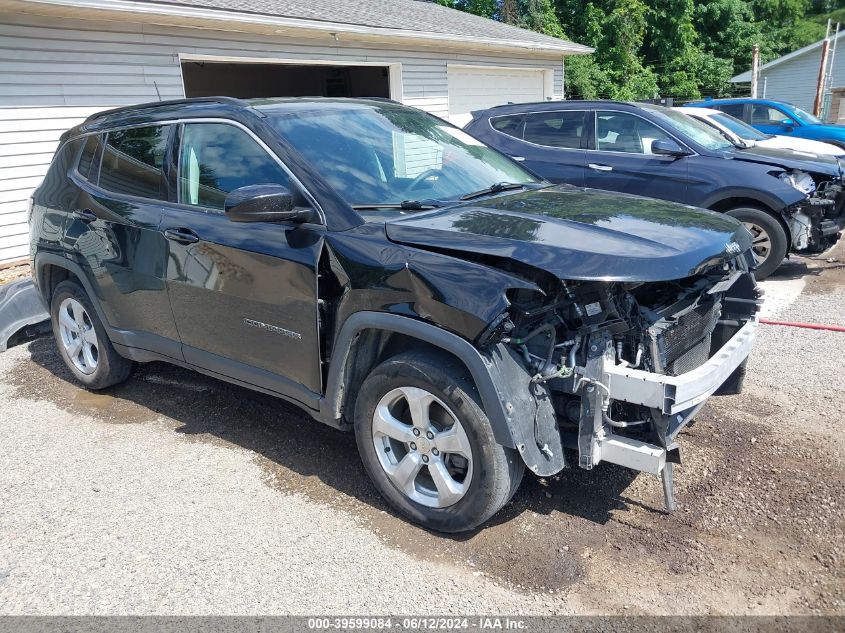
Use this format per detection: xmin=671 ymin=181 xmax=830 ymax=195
xmin=478 ymin=257 xmax=761 ymax=511
xmin=779 ymin=168 xmax=845 ymax=252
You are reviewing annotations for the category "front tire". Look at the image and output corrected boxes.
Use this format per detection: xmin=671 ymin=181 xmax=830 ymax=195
xmin=354 ymin=350 xmax=523 ymax=533
xmin=50 ymin=280 xmax=133 ymax=389
xmin=725 ymin=207 xmax=788 ymax=280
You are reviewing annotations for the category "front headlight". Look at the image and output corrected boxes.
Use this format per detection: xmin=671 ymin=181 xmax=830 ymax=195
xmin=778 ymin=170 xmax=816 ymax=195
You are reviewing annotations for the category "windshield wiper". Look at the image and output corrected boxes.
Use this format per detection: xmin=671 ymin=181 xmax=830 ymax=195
xmin=459 ymin=182 xmax=530 ymax=201
xmin=351 ymin=200 xmax=441 ymax=211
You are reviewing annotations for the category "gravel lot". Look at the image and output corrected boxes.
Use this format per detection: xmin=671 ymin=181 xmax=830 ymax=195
xmin=0 ymin=248 xmax=843 ymax=616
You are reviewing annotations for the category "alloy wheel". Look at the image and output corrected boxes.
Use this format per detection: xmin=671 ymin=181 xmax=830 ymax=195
xmin=371 ymin=386 xmax=473 ymax=508
xmin=743 ymin=221 xmax=771 ymax=266
xmin=57 ymin=297 xmax=99 ymax=375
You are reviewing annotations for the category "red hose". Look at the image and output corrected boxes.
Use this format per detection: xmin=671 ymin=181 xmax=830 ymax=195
xmin=760 ymin=318 xmax=845 ymax=332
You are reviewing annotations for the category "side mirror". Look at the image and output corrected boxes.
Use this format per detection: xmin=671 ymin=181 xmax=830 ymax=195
xmin=779 ymin=118 xmax=796 ymax=131
xmin=224 ymin=184 xmax=314 ymax=223
xmin=651 ymin=138 xmax=691 ymax=157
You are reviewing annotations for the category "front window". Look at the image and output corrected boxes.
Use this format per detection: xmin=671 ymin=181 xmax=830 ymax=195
xmin=648 ymin=108 xmax=734 ymax=151
xmin=710 ymin=113 xmax=767 ymax=141
xmin=596 ymin=112 xmax=673 ymax=154
xmin=266 ymin=104 xmax=540 ymax=207
xmin=178 ymin=123 xmax=295 ymax=212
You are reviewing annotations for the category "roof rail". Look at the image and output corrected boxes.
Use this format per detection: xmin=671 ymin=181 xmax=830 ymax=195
xmin=84 ymin=96 xmax=251 ymax=123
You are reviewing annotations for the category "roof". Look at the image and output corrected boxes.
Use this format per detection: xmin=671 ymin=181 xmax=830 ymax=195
xmin=20 ymin=0 xmax=592 ymax=54
xmin=731 ymin=30 xmax=845 ymax=82
xmin=77 ymin=96 xmax=407 ymax=132
xmin=675 ymin=106 xmax=720 ymax=115
xmin=475 ymin=99 xmax=664 ymax=115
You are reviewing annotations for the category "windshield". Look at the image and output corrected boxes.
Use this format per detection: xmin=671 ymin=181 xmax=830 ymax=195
xmin=711 ymin=113 xmax=768 ymax=141
xmin=649 ymin=108 xmax=735 ymax=151
xmin=790 ymin=105 xmax=822 ymax=125
xmin=266 ymin=104 xmax=540 ymax=207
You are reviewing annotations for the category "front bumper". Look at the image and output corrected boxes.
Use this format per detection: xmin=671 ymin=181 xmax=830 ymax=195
xmin=578 ymin=317 xmax=758 ymax=477
xmin=603 ymin=317 xmax=758 ymax=415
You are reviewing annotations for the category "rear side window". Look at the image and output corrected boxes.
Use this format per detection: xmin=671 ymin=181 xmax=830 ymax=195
xmin=718 ymin=104 xmax=746 ymax=119
xmin=99 ymin=125 xmax=172 ymax=200
xmin=523 ymin=111 xmax=590 ymax=149
xmin=76 ymin=134 xmax=101 ymax=182
xmin=177 ymin=123 xmax=293 ymax=211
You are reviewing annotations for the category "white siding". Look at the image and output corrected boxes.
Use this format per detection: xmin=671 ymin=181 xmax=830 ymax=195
xmin=0 ymin=12 xmax=564 ymax=264
xmin=758 ymin=47 xmax=845 ymax=114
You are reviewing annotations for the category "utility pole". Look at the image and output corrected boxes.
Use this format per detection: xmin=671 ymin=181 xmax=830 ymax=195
xmin=750 ymin=44 xmax=760 ymax=98
xmin=823 ymin=24 xmax=841 ymax=120
xmin=815 ymin=38 xmax=831 ymax=117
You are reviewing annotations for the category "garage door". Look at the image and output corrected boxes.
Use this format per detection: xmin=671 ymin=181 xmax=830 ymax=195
xmin=447 ymin=66 xmax=547 ymax=127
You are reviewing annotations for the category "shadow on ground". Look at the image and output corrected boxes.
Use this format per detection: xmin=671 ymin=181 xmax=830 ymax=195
xmin=14 ymin=336 xmax=659 ymax=590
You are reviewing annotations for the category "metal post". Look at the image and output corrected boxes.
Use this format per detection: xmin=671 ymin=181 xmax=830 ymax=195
xmin=662 ymin=462 xmax=677 ymax=513
xmin=750 ymin=44 xmax=760 ymax=98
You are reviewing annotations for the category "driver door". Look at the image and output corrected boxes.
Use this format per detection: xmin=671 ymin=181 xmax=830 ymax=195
xmin=162 ymin=121 xmax=323 ymax=406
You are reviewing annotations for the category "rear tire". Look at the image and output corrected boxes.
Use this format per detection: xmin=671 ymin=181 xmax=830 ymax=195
xmin=354 ymin=350 xmax=524 ymax=533
xmin=50 ymin=280 xmax=133 ymax=390
xmin=725 ymin=207 xmax=788 ymax=280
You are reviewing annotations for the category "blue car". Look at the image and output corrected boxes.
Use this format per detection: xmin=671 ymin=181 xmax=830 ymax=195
xmin=465 ymin=100 xmax=845 ymax=278
xmin=686 ymin=98 xmax=845 ymax=150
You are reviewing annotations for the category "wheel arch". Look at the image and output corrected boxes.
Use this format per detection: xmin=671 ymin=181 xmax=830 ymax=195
xmin=321 ymin=312 xmax=568 ymax=477
xmin=707 ymin=196 xmax=792 ymax=244
xmin=322 ymin=312 xmax=514 ymax=448
xmin=33 ymin=253 xmax=109 ymax=325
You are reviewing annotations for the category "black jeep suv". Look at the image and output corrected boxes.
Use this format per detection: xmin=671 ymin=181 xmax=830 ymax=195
xmin=30 ymin=97 xmax=760 ymax=532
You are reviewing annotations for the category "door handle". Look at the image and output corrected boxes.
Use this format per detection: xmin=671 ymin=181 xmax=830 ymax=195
xmin=588 ymin=163 xmax=613 ymax=172
xmin=72 ymin=208 xmax=97 ymax=223
xmin=509 ymin=155 xmax=526 ymax=161
xmin=164 ymin=227 xmax=199 ymax=245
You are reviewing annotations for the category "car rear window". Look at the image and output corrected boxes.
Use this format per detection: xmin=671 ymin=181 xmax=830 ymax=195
xmin=99 ymin=125 xmax=172 ymax=200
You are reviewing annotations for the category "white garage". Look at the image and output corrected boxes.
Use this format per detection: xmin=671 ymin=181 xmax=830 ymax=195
xmin=447 ymin=65 xmax=552 ymax=126
xmin=0 ymin=0 xmax=592 ymax=267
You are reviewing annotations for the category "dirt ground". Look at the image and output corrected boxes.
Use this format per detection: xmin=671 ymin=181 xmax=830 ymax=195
xmin=0 ymin=263 xmax=29 ymax=286
xmin=0 ymin=248 xmax=842 ymax=615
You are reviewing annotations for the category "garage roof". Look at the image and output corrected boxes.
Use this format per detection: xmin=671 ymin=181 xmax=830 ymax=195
xmin=128 ymin=0 xmax=592 ymax=53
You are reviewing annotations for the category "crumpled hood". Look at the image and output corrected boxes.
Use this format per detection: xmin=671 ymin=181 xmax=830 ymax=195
xmin=730 ymin=145 xmax=842 ymax=176
xmin=385 ymin=186 xmax=752 ymax=282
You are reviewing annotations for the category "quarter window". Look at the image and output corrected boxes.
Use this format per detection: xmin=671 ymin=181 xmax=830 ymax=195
xmin=76 ymin=134 xmax=101 ymax=182
xmin=178 ymin=123 xmax=293 ymax=211
xmin=522 ymin=111 xmax=589 ymax=148
xmin=596 ymin=112 xmax=672 ymax=154
xmin=99 ymin=125 xmax=171 ymax=199
xmin=490 ymin=114 xmax=526 ymax=138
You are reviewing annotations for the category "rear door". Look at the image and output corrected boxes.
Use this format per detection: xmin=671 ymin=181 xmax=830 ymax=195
xmin=583 ymin=111 xmax=690 ymax=203
xmin=65 ymin=125 xmax=181 ymax=359
xmin=162 ymin=121 xmax=323 ymax=406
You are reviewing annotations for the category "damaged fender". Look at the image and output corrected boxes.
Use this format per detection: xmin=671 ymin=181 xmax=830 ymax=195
xmin=321 ymin=311 xmax=566 ymax=475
